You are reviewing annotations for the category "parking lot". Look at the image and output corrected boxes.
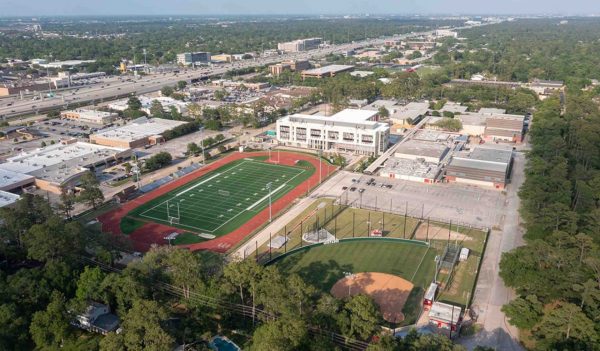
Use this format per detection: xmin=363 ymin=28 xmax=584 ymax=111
xmin=314 ymin=171 xmax=505 ymax=228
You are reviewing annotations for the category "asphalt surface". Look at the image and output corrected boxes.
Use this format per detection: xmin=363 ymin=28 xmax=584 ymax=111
xmin=0 ymin=26 xmax=472 ymax=120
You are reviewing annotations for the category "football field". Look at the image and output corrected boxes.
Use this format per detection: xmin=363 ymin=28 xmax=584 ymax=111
xmin=127 ymin=159 xmax=313 ymax=236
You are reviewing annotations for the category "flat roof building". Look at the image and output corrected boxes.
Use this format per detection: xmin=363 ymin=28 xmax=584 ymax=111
xmin=429 ymin=302 xmax=462 ymax=336
xmin=60 ymin=109 xmax=118 ymax=125
xmin=0 ymin=190 xmax=20 ymax=208
xmin=278 ymin=38 xmax=322 ymax=53
xmin=484 ymin=114 xmax=525 ymax=143
xmin=276 ymin=109 xmax=389 ymax=156
xmin=390 ymin=102 xmax=430 ymax=126
xmin=0 ymin=168 xmax=35 ymax=192
xmin=441 ymin=102 xmax=469 ymax=114
xmin=445 ymin=146 xmax=513 ymax=189
xmin=395 ymin=139 xmax=450 ymax=164
xmin=177 ymin=52 xmax=211 ymax=66
xmin=90 ymin=117 xmax=188 ymax=149
xmin=0 ymin=140 xmax=130 ymax=194
xmin=380 ymin=157 xmax=442 ymax=184
xmin=301 ymin=65 xmax=354 ymax=79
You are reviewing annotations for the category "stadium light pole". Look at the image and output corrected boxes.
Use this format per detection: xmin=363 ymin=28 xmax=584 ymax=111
xmin=267 ymin=182 xmax=273 ymax=222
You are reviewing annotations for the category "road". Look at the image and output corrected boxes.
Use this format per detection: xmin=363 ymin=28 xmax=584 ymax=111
xmin=459 ymin=151 xmax=527 ymax=351
xmin=0 ymin=26 xmax=488 ymax=120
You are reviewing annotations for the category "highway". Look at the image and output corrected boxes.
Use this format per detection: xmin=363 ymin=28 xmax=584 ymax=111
xmin=0 ymin=30 xmax=443 ymax=120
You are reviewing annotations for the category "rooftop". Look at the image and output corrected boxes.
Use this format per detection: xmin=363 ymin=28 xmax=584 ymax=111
xmin=302 ymin=65 xmax=354 ymax=75
xmin=382 ymin=157 xmax=441 ymax=179
xmin=478 ymin=107 xmax=507 ymax=115
xmin=391 ymin=102 xmax=430 ymax=120
xmin=442 ymin=102 xmax=469 ymax=114
xmin=0 ymin=190 xmax=20 ymax=208
xmin=91 ymin=117 xmax=188 ymax=142
xmin=429 ymin=302 xmax=462 ymax=324
xmin=282 ymin=109 xmax=386 ymax=131
xmin=395 ymin=139 xmax=450 ymax=161
xmin=0 ymin=168 xmax=35 ymax=189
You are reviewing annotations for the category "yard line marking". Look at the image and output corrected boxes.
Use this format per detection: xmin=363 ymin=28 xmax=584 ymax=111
xmin=246 ymin=183 xmax=286 ymax=211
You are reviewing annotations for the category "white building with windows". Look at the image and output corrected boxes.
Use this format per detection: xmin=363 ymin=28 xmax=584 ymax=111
xmin=276 ymin=109 xmax=390 ymax=156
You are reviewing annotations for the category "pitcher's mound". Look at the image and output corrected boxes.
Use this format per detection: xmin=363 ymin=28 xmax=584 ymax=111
xmin=331 ymin=272 xmax=414 ymax=323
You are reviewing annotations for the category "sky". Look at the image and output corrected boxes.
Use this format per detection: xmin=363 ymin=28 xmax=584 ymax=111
xmin=3 ymin=0 xmax=600 ymax=17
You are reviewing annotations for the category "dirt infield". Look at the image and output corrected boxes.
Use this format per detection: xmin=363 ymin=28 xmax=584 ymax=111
xmin=413 ymin=223 xmax=472 ymax=242
xmin=98 ymin=151 xmax=336 ymax=253
xmin=330 ymin=272 xmax=414 ymax=323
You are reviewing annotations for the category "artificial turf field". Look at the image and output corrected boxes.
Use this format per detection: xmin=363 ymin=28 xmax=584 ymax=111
xmin=126 ymin=158 xmax=313 ymax=236
xmin=273 ymin=240 xmax=437 ymax=325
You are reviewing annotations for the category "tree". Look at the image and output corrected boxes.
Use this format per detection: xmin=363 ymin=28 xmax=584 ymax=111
xmin=434 ymin=117 xmax=462 ymax=132
xmin=78 ymin=172 xmax=104 ymax=210
xmin=214 ymin=89 xmax=228 ymax=101
xmin=123 ymin=162 xmax=132 ymax=175
xmin=127 ymin=96 xmax=142 ymax=111
xmin=143 ymin=151 xmax=172 ymax=172
xmin=249 ymin=317 xmax=307 ymax=351
xmin=149 ymin=100 xmax=165 ymax=118
xmin=205 ymin=119 xmax=222 ymax=131
xmin=40 ymin=141 xmax=47 ymax=147
xmin=59 ymin=188 xmax=76 ymax=218
xmin=533 ymin=303 xmax=598 ymax=346
xmin=378 ymin=106 xmax=390 ymax=118
xmin=160 ymin=85 xmax=174 ymax=97
xmin=75 ymin=266 xmax=106 ymax=302
xmin=187 ymin=142 xmax=200 ymax=156
xmin=177 ymin=80 xmax=187 ymax=90
xmin=29 ymin=291 xmax=70 ymax=349
xmin=119 ymin=299 xmax=174 ymax=351
xmin=0 ymin=303 xmax=29 ymax=350
xmin=502 ymin=295 xmax=543 ymax=329
xmin=23 ymin=218 xmax=84 ymax=262
xmin=342 ymin=294 xmax=381 ymax=340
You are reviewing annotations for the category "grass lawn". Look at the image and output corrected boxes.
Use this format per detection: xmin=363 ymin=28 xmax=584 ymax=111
xmin=256 ymin=199 xmax=420 ymax=261
xmin=172 ymin=232 xmax=208 ymax=245
xmin=126 ymin=158 xmax=313 ymax=236
xmin=273 ymin=240 xmax=436 ymax=325
xmin=120 ymin=216 xmax=146 ymax=235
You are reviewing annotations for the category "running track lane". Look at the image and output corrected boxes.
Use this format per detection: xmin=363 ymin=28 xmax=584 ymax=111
xmin=97 ymin=151 xmax=337 ymax=253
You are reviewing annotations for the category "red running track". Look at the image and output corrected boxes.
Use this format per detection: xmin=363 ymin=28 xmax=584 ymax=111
xmin=98 ymin=151 xmax=337 ymax=253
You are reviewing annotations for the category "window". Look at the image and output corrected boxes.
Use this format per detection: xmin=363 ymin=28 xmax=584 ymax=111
xmin=342 ymin=132 xmax=354 ymax=141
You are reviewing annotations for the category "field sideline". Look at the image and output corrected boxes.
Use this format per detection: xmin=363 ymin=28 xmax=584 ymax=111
xmin=98 ymin=151 xmax=337 ymax=253
xmin=127 ymin=159 xmax=311 ymax=236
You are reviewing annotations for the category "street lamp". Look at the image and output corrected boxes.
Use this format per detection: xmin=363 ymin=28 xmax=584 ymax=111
xmin=266 ymin=182 xmax=273 ymax=222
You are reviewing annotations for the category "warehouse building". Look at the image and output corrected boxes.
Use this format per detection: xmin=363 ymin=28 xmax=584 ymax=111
xmin=0 ymin=168 xmax=35 ymax=192
xmin=483 ymin=114 xmax=525 ymax=143
xmin=276 ymin=109 xmax=389 ymax=156
xmin=445 ymin=147 xmax=513 ymax=189
xmin=301 ymin=65 xmax=354 ymax=79
xmin=394 ymin=139 xmax=450 ymax=164
xmin=60 ymin=109 xmax=118 ymax=125
xmin=0 ymin=190 xmax=20 ymax=208
xmin=456 ymin=114 xmax=487 ymax=136
xmin=0 ymin=140 xmax=130 ymax=194
xmin=90 ymin=117 xmax=188 ymax=149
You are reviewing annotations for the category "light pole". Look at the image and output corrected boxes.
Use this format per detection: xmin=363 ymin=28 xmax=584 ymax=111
xmin=199 ymin=126 xmax=205 ymax=164
xmin=266 ymin=182 xmax=273 ymax=222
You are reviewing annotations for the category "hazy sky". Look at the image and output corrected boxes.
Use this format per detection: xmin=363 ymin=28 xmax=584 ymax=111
xmin=3 ymin=0 xmax=600 ymax=17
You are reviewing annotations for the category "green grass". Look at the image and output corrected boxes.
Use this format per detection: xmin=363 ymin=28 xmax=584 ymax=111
xmin=120 ymin=216 xmax=146 ymax=235
xmin=172 ymin=232 xmax=208 ymax=245
xmin=273 ymin=240 xmax=436 ymax=325
xmin=126 ymin=159 xmax=313 ymax=236
xmin=255 ymin=199 xmax=420 ymax=261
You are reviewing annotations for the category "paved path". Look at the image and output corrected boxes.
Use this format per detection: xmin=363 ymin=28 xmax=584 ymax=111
xmin=232 ymin=170 xmax=349 ymax=259
xmin=459 ymin=152 xmax=526 ymax=351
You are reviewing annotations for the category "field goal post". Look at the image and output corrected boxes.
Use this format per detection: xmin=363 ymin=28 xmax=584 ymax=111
xmin=218 ymin=189 xmax=230 ymax=196
xmin=166 ymin=200 xmax=181 ymax=225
